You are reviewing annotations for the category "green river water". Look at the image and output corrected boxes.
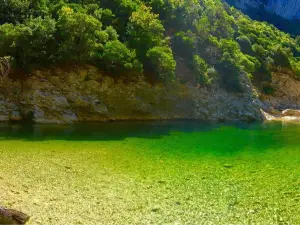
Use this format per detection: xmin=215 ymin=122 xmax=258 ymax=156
xmin=0 ymin=121 xmax=299 ymax=224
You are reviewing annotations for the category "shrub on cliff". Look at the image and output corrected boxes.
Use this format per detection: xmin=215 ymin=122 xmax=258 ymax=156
xmin=146 ymin=46 xmax=176 ymax=82
xmin=102 ymin=40 xmax=143 ymax=75
xmin=192 ymin=55 xmax=210 ymax=85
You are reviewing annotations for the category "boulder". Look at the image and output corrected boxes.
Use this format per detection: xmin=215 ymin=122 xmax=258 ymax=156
xmin=0 ymin=207 xmax=30 ymax=224
xmin=10 ymin=111 xmax=22 ymax=121
xmin=282 ymin=109 xmax=300 ymax=117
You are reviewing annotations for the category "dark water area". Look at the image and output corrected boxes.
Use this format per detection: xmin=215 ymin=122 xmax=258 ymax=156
xmin=0 ymin=120 xmax=291 ymax=141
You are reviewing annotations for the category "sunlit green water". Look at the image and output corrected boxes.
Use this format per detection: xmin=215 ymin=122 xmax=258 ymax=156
xmin=0 ymin=121 xmax=299 ymax=224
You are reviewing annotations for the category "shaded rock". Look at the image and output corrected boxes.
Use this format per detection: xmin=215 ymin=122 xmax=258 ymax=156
xmin=62 ymin=110 xmax=78 ymax=123
xmin=0 ymin=115 xmax=9 ymax=121
xmin=53 ymin=95 xmax=70 ymax=108
xmin=223 ymin=164 xmax=234 ymax=168
xmin=10 ymin=111 xmax=22 ymax=121
xmin=0 ymin=66 xmax=270 ymax=123
xmin=0 ymin=207 xmax=30 ymax=224
xmin=33 ymin=107 xmax=45 ymax=120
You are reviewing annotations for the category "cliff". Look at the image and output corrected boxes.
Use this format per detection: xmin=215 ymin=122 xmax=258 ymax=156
xmin=226 ymin=0 xmax=300 ymax=19
xmin=1 ymin=66 xmax=300 ymax=124
xmin=0 ymin=66 xmax=264 ymax=124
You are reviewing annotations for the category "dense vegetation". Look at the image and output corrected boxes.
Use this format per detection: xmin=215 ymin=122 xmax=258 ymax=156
xmin=0 ymin=0 xmax=300 ymax=92
xmin=225 ymin=0 xmax=300 ymax=36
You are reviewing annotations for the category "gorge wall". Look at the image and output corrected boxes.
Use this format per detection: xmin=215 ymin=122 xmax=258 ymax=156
xmin=2 ymin=66 xmax=300 ymax=124
xmin=0 ymin=66 xmax=264 ymax=124
xmin=226 ymin=0 xmax=300 ymax=19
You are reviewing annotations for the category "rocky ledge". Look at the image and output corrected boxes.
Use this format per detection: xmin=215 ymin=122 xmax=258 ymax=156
xmin=260 ymin=69 xmax=300 ymax=122
xmin=262 ymin=109 xmax=300 ymax=122
xmin=0 ymin=66 xmax=265 ymax=124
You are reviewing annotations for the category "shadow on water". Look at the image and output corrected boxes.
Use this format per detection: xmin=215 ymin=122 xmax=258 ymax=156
xmin=0 ymin=120 xmax=223 ymax=141
xmin=0 ymin=120 xmax=299 ymax=152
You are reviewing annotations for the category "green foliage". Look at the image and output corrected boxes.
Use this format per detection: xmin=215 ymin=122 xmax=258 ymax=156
xmin=263 ymin=85 xmax=275 ymax=95
xmin=56 ymin=7 xmax=102 ymax=63
xmin=0 ymin=16 xmax=56 ymax=68
xmin=127 ymin=4 xmax=165 ymax=58
xmin=192 ymin=55 xmax=210 ymax=85
xmin=0 ymin=0 xmax=29 ymax=24
xmin=195 ymin=2 xmax=234 ymax=39
xmin=0 ymin=0 xmax=300 ymax=88
xmin=236 ymin=35 xmax=253 ymax=55
xmin=216 ymin=51 xmax=242 ymax=92
xmin=146 ymin=46 xmax=176 ymax=82
xmin=149 ymin=0 xmax=202 ymax=31
xmin=102 ymin=40 xmax=143 ymax=74
xmin=272 ymin=47 xmax=291 ymax=68
xmin=290 ymin=59 xmax=300 ymax=78
xmin=173 ymin=30 xmax=196 ymax=59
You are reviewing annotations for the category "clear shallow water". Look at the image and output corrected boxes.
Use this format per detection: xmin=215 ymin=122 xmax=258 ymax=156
xmin=0 ymin=121 xmax=299 ymax=224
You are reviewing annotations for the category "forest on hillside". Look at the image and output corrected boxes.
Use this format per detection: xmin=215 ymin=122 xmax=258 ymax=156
xmin=0 ymin=0 xmax=300 ymax=92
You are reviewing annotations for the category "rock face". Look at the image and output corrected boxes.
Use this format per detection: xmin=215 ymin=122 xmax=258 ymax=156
xmin=226 ymin=0 xmax=300 ymax=19
xmin=260 ymin=70 xmax=300 ymax=110
xmin=0 ymin=66 xmax=264 ymax=123
xmin=259 ymin=69 xmax=300 ymax=121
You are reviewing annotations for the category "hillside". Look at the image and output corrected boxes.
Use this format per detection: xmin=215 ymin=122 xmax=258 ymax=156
xmin=0 ymin=0 xmax=300 ymax=123
xmin=225 ymin=0 xmax=300 ymax=19
xmin=225 ymin=0 xmax=300 ymax=35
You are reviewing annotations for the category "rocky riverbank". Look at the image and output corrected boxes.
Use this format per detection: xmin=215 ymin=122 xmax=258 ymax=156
xmin=259 ymin=69 xmax=300 ymax=122
xmin=1 ymin=66 xmax=300 ymax=124
xmin=0 ymin=66 xmax=264 ymax=123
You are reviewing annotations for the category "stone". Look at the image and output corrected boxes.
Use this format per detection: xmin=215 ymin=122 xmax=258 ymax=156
xmin=0 ymin=115 xmax=9 ymax=121
xmin=0 ymin=207 xmax=30 ymax=224
xmin=62 ymin=110 xmax=78 ymax=123
xmin=10 ymin=111 xmax=22 ymax=121
xmin=53 ymin=95 xmax=70 ymax=108
xmin=282 ymin=109 xmax=300 ymax=117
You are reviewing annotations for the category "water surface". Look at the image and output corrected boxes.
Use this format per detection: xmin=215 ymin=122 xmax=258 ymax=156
xmin=0 ymin=121 xmax=299 ymax=224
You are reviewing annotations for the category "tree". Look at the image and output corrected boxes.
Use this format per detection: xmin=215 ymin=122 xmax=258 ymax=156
xmin=273 ymin=47 xmax=291 ymax=68
xmin=236 ymin=35 xmax=254 ymax=55
xmin=172 ymin=30 xmax=196 ymax=59
xmin=195 ymin=2 xmax=234 ymax=40
xmin=0 ymin=0 xmax=30 ymax=24
xmin=18 ymin=16 xmax=56 ymax=67
xmin=56 ymin=7 xmax=103 ymax=63
xmin=216 ymin=52 xmax=242 ymax=92
xmin=146 ymin=46 xmax=176 ymax=82
xmin=102 ymin=40 xmax=143 ymax=74
xmin=127 ymin=4 xmax=165 ymax=58
xmin=192 ymin=55 xmax=210 ymax=85
xmin=0 ymin=16 xmax=56 ymax=69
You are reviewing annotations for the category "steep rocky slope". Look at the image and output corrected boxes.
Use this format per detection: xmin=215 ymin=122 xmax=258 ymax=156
xmin=261 ymin=70 xmax=300 ymax=110
xmin=0 ymin=66 xmax=263 ymax=123
xmin=2 ymin=66 xmax=300 ymax=124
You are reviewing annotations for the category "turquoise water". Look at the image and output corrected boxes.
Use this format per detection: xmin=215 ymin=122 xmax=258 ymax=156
xmin=0 ymin=121 xmax=299 ymax=224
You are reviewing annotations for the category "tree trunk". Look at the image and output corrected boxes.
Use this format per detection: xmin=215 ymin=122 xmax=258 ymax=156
xmin=0 ymin=207 xmax=30 ymax=224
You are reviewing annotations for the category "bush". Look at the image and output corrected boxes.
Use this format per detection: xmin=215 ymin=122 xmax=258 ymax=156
xmin=102 ymin=40 xmax=143 ymax=74
xmin=56 ymin=7 xmax=102 ymax=63
xmin=216 ymin=52 xmax=242 ymax=92
xmin=273 ymin=47 xmax=291 ymax=68
xmin=192 ymin=55 xmax=210 ymax=85
xmin=236 ymin=35 xmax=253 ymax=55
xmin=263 ymin=85 xmax=275 ymax=95
xmin=146 ymin=46 xmax=176 ymax=82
